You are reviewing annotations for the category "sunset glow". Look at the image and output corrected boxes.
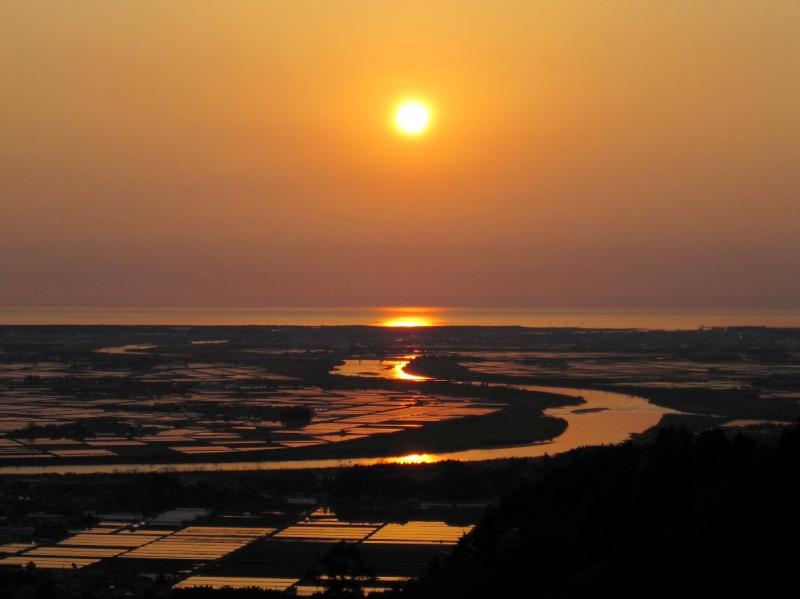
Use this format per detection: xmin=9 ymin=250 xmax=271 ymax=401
xmin=2 ymin=2 xmax=799 ymax=596
xmin=382 ymin=317 xmax=434 ymax=328
xmin=2 ymin=3 xmax=797 ymax=309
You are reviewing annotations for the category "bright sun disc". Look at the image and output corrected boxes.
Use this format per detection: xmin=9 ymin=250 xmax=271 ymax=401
xmin=394 ymin=101 xmax=431 ymax=136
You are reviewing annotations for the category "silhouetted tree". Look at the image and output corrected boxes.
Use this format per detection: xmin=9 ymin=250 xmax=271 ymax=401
xmin=310 ymin=541 xmax=376 ymax=598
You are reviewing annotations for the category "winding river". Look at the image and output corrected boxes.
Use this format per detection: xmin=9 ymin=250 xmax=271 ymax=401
xmin=0 ymin=381 xmax=674 ymax=475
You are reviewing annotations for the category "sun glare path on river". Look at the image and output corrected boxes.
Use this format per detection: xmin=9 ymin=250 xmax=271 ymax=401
xmin=389 ymin=454 xmax=438 ymax=465
xmin=391 ymin=360 xmax=428 ymax=381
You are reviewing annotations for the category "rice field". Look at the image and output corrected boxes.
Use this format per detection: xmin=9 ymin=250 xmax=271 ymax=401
xmin=0 ymin=522 xmax=147 ymax=568
xmin=162 ymin=508 xmax=475 ymax=590
xmin=173 ymin=575 xmax=412 ymax=594
xmin=0 ymin=524 xmax=272 ymax=569
xmin=0 ymin=504 xmax=477 ymax=593
xmin=272 ymin=508 xmax=377 ymax=541
xmin=0 ymin=365 xmax=500 ymax=464
xmin=0 ymin=543 xmax=36 ymax=555
xmin=174 ymin=576 xmax=299 ymax=591
xmin=0 ymin=556 xmax=101 ymax=569
xmin=122 ymin=527 xmax=274 ymax=560
xmin=295 ymin=579 xmax=411 ymax=596
xmin=458 ymin=351 xmax=800 ymax=389
xmin=366 ymin=521 xmax=474 ymax=545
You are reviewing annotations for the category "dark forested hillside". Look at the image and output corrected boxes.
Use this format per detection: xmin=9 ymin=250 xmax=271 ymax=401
xmin=398 ymin=424 xmax=800 ymax=598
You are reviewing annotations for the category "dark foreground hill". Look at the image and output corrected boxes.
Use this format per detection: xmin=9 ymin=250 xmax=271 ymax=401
xmin=398 ymin=424 xmax=800 ymax=599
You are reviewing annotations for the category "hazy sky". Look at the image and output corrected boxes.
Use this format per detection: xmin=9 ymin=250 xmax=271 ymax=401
xmin=1 ymin=1 xmax=798 ymax=308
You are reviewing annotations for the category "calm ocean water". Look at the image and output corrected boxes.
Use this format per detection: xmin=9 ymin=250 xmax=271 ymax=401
xmin=0 ymin=307 xmax=798 ymax=329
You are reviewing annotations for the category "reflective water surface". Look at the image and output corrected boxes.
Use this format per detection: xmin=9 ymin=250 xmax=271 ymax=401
xmin=2 ymin=307 xmax=799 ymax=329
xmin=332 ymin=356 xmax=429 ymax=381
xmin=0 ymin=386 xmax=673 ymax=475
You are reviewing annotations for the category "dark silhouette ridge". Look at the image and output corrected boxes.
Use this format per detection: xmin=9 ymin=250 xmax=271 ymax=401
xmin=397 ymin=424 xmax=800 ymax=598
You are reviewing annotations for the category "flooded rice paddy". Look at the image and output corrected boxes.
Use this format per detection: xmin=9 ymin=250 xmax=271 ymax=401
xmin=1 ymin=339 xmax=796 ymax=474
xmin=0 ymin=507 xmax=476 ymax=593
xmin=459 ymin=350 xmax=800 ymax=390
xmin=0 ymin=383 xmax=674 ymax=474
xmin=0 ymin=348 xmax=679 ymax=473
xmin=0 ymin=358 xmax=498 ymax=466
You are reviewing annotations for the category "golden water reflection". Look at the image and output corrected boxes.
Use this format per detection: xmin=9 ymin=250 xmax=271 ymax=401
xmin=379 ymin=307 xmax=442 ymax=328
xmin=332 ymin=355 xmax=429 ymax=381
xmin=382 ymin=317 xmax=434 ymax=328
xmin=0 ymin=387 xmax=677 ymax=475
xmin=391 ymin=360 xmax=428 ymax=381
xmin=2 ymin=307 xmax=799 ymax=328
xmin=390 ymin=453 xmax=437 ymax=465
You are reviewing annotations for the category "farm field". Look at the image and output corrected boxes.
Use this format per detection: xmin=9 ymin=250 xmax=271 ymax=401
xmin=3 ymin=326 xmax=800 ymax=469
xmin=0 ymin=372 xmax=501 ymax=464
xmin=0 ymin=507 xmax=475 ymax=595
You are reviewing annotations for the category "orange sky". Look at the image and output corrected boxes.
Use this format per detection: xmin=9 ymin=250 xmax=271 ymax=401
xmin=1 ymin=1 xmax=798 ymax=308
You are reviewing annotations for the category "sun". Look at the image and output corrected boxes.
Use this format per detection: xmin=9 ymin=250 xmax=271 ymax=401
xmin=394 ymin=100 xmax=432 ymax=136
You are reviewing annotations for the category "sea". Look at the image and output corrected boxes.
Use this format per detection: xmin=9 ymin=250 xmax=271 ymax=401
xmin=0 ymin=307 xmax=798 ymax=329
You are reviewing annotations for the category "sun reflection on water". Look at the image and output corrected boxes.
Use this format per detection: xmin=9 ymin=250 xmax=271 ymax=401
xmin=382 ymin=317 xmax=434 ymax=328
xmin=389 ymin=453 xmax=438 ymax=465
xmin=379 ymin=307 xmax=441 ymax=328
xmin=330 ymin=353 xmax=430 ymax=381
xmin=391 ymin=360 xmax=428 ymax=381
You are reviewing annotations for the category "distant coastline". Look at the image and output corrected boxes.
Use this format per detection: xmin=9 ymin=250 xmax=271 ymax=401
xmin=0 ymin=307 xmax=798 ymax=329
